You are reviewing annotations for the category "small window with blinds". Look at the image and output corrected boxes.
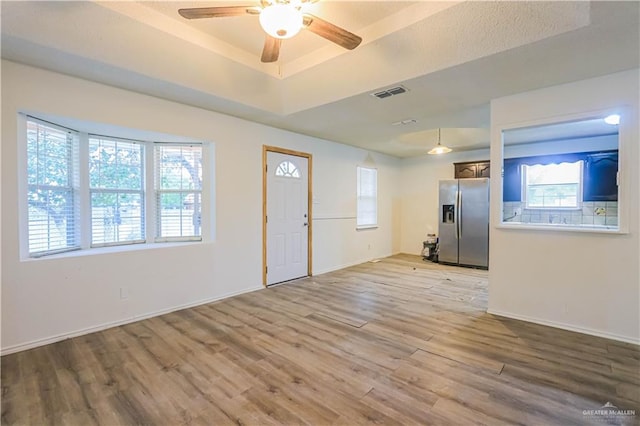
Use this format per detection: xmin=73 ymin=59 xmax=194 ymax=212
xmin=89 ymin=136 xmax=145 ymax=246
xmin=356 ymin=166 xmax=378 ymax=229
xmin=27 ymin=118 xmax=80 ymax=257
xmin=155 ymin=144 xmax=203 ymax=241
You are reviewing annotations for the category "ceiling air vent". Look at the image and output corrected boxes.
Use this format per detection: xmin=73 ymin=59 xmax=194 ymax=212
xmin=371 ymin=85 xmax=409 ymax=99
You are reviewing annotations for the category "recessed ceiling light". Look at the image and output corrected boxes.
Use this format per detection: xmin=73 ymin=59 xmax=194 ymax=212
xmin=392 ymin=119 xmax=417 ymax=126
xmin=604 ymin=114 xmax=620 ymax=125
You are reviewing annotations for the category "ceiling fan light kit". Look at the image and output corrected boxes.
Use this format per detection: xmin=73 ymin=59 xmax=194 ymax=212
xmin=178 ymin=0 xmax=362 ymax=63
xmin=428 ymin=128 xmax=452 ymax=155
xmin=259 ymin=4 xmax=303 ymax=39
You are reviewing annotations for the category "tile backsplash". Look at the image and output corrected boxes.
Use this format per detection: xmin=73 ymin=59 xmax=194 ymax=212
xmin=503 ymin=201 xmax=618 ymax=227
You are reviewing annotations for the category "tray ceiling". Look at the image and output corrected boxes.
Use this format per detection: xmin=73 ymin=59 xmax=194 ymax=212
xmin=2 ymin=1 xmax=639 ymax=157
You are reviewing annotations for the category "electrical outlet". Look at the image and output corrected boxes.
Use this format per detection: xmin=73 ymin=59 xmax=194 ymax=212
xmin=120 ymin=287 xmax=129 ymax=300
xmin=367 ymin=244 xmax=371 ymax=250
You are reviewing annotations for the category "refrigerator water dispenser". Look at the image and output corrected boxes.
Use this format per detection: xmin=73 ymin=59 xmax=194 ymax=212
xmin=443 ymin=205 xmax=455 ymax=223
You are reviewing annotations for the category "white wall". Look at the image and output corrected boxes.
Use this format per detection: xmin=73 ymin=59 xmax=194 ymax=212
xmin=1 ymin=60 xmax=400 ymax=353
xmin=4 ymin=61 xmax=637 ymax=352
xmin=489 ymin=69 xmax=640 ymax=343
xmin=310 ymin=148 xmax=399 ymax=274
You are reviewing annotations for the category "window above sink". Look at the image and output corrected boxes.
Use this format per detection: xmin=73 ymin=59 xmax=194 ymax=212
xmin=523 ymin=161 xmax=583 ymax=209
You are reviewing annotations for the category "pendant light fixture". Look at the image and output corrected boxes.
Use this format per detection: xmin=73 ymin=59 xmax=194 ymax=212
xmin=428 ymin=128 xmax=452 ymax=155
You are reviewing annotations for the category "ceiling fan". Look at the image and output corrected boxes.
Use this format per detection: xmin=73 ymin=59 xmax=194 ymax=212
xmin=178 ymin=0 xmax=363 ymax=63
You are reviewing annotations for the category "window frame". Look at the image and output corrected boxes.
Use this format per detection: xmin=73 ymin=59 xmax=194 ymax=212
xmin=26 ymin=117 xmax=81 ymax=257
xmin=521 ymin=160 xmax=584 ymax=210
xmin=21 ymin=115 xmax=210 ymax=259
xmin=356 ymin=166 xmax=378 ymax=230
xmin=154 ymin=143 xmax=203 ymax=242
xmin=88 ymin=135 xmax=146 ymax=248
xmin=275 ymin=160 xmax=301 ymax=178
xmin=496 ymin=108 xmax=626 ymax=233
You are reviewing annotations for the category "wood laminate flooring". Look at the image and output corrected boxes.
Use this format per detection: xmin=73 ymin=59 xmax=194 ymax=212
xmin=2 ymin=254 xmax=639 ymax=425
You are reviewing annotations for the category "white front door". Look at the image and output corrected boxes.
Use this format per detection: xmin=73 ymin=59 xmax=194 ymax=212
xmin=266 ymin=151 xmax=309 ymax=285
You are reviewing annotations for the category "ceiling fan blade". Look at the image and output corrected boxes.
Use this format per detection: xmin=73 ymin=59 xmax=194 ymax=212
xmin=178 ymin=6 xmax=260 ymax=19
xmin=261 ymin=36 xmax=281 ymax=63
xmin=302 ymin=14 xmax=362 ymax=50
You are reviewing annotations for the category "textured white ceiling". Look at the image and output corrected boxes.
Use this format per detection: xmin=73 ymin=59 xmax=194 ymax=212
xmin=1 ymin=1 xmax=638 ymax=157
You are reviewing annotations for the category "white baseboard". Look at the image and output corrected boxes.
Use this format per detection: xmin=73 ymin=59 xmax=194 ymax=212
xmin=487 ymin=308 xmax=640 ymax=345
xmin=1 ymin=286 xmax=263 ymax=356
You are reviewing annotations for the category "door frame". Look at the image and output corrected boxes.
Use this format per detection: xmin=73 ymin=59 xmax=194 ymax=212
xmin=262 ymin=145 xmax=313 ymax=287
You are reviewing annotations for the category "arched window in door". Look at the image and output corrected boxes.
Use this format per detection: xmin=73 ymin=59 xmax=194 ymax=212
xmin=275 ymin=161 xmax=301 ymax=178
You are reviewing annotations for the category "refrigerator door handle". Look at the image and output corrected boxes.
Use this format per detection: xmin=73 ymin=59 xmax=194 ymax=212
xmin=455 ymin=189 xmax=462 ymax=240
xmin=456 ymin=188 xmax=462 ymax=240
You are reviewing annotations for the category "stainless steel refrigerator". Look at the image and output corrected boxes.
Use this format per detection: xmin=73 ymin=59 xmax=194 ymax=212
xmin=438 ymin=178 xmax=489 ymax=269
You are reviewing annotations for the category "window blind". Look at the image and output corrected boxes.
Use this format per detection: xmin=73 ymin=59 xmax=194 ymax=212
xmin=27 ymin=118 xmax=80 ymax=256
xmin=88 ymin=136 xmax=145 ymax=246
xmin=155 ymin=144 xmax=203 ymax=241
xmin=357 ymin=166 xmax=378 ymax=228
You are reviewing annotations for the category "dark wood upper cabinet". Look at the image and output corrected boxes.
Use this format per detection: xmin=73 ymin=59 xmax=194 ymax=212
xmin=454 ymin=161 xmax=490 ymax=179
xmin=583 ymin=152 xmax=618 ymax=201
xmin=477 ymin=162 xmax=491 ymax=178
xmin=454 ymin=163 xmax=477 ymax=179
xmin=503 ymin=158 xmax=522 ymax=202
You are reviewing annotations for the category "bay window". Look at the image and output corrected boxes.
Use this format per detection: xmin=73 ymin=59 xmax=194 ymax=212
xmin=24 ymin=116 xmax=207 ymax=257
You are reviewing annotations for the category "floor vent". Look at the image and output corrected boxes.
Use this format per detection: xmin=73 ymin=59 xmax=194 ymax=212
xmin=371 ymin=85 xmax=408 ymax=99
